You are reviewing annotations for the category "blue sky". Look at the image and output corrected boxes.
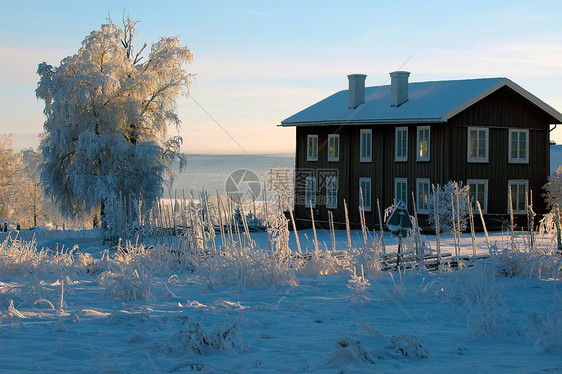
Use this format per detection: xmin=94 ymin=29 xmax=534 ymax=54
xmin=1 ymin=0 xmax=562 ymax=153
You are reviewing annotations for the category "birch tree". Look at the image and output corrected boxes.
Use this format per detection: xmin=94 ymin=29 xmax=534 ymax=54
xmin=21 ymin=148 xmax=46 ymax=226
xmin=36 ymin=15 xmax=194 ymax=226
xmin=0 ymin=135 xmax=33 ymax=223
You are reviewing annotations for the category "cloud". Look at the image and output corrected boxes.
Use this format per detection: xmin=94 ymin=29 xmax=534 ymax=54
xmin=241 ymin=10 xmax=269 ymax=16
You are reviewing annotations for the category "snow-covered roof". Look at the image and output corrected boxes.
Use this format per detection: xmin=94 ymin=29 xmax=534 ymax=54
xmin=280 ymin=77 xmax=562 ymax=126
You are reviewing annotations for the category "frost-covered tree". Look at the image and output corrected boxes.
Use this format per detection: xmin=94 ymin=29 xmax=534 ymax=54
xmin=36 ymin=15 xmax=193 ymax=226
xmin=427 ymin=181 xmax=470 ymax=233
xmin=21 ymin=148 xmax=47 ymax=226
xmin=544 ymin=165 xmax=562 ymax=210
xmin=0 ymin=135 xmax=34 ymax=223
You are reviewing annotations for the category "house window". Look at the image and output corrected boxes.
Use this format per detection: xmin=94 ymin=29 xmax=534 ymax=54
xmin=467 ymin=127 xmax=489 ymax=163
xmin=325 ymin=175 xmax=338 ymax=209
xmin=394 ymin=178 xmax=408 ymax=205
xmin=416 ymin=178 xmax=430 ymax=213
xmin=508 ymin=180 xmax=528 ymax=214
xmin=305 ymin=176 xmax=316 ymax=208
xmin=307 ymin=135 xmax=318 ymax=161
xmin=395 ymin=127 xmax=408 ymax=162
xmin=360 ymin=129 xmax=372 ymax=162
xmin=417 ymin=126 xmax=430 ymax=161
xmin=359 ymin=177 xmax=372 ymax=212
xmin=467 ymin=179 xmax=488 ymax=214
xmin=509 ymin=129 xmax=529 ymax=163
xmin=328 ymin=134 xmax=339 ymax=162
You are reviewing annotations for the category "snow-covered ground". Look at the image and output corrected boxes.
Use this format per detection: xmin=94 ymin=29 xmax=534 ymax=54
xmin=1 ymin=148 xmax=561 ymax=372
xmin=0 ymin=227 xmax=560 ymax=373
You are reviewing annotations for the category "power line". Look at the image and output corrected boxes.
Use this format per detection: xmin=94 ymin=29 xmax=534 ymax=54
xmin=188 ymin=93 xmax=250 ymax=155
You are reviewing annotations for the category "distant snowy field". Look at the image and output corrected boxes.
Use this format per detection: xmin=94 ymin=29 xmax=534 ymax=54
xmin=0 ymin=227 xmax=560 ymax=373
xmin=168 ymin=154 xmax=294 ymax=195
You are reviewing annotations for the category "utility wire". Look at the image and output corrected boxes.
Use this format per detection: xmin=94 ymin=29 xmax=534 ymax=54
xmin=380 ymin=52 xmax=416 ymax=86
xmin=188 ymin=93 xmax=250 ymax=155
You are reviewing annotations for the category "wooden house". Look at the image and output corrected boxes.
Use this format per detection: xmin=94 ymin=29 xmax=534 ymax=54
xmin=280 ymin=72 xmax=562 ymax=229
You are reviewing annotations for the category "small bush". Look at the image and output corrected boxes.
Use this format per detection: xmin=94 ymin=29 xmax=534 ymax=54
xmin=167 ymin=318 xmax=244 ymax=355
xmin=347 ymin=266 xmax=371 ymax=305
xmin=527 ymin=310 xmax=562 ymax=352
xmin=492 ymin=244 xmax=562 ymax=279
xmin=197 ymin=246 xmax=298 ymax=290
xmin=378 ymin=334 xmax=429 ymax=359
xmin=98 ymin=265 xmax=152 ymax=301
xmin=325 ymin=337 xmax=375 ymax=365
xmin=442 ymin=262 xmax=508 ymax=336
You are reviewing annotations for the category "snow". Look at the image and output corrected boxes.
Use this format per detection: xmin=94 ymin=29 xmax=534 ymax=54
xmin=0 ymin=227 xmax=560 ymax=372
xmin=281 ymin=78 xmax=505 ymax=125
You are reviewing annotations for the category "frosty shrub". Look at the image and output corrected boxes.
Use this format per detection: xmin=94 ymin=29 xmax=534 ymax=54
xmin=98 ymin=264 xmax=152 ymax=301
xmin=196 ymin=246 xmax=298 ymax=290
xmin=35 ymin=14 xmax=193 ymax=228
xmin=493 ymin=246 xmax=562 ymax=279
xmin=527 ymin=310 xmax=562 ymax=352
xmin=347 ymin=237 xmax=383 ymax=277
xmin=347 ymin=266 xmax=371 ymax=305
xmin=325 ymin=337 xmax=375 ymax=365
xmin=378 ymin=334 xmax=429 ymax=359
xmin=427 ymin=181 xmax=470 ymax=233
xmin=488 ymin=230 xmax=562 ymax=279
xmin=0 ymin=235 xmax=76 ymax=277
xmin=266 ymin=211 xmax=290 ymax=253
xmin=113 ymin=243 xmax=197 ymax=275
xmin=544 ymin=165 xmax=562 ymax=210
xmin=166 ymin=318 xmax=244 ymax=355
xmin=538 ymin=212 xmax=559 ymax=236
xmin=442 ymin=262 xmax=508 ymax=336
xmin=297 ymin=248 xmax=350 ymax=276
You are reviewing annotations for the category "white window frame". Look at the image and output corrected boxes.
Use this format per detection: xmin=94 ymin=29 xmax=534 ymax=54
xmin=467 ymin=127 xmax=489 ymax=163
xmin=360 ymin=129 xmax=372 ymax=163
xmin=305 ymin=176 xmax=316 ymax=208
xmin=467 ymin=179 xmax=489 ymax=214
xmin=416 ymin=178 xmax=430 ymax=214
xmin=508 ymin=180 xmax=529 ymax=215
xmin=416 ymin=126 xmax=430 ymax=162
xmin=509 ymin=129 xmax=529 ymax=164
xmin=394 ymin=178 xmax=408 ymax=205
xmin=327 ymin=134 xmax=340 ymax=162
xmin=307 ymin=135 xmax=318 ymax=161
xmin=395 ymin=127 xmax=408 ymax=162
xmin=325 ymin=175 xmax=338 ymax=209
xmin=359 ymin=177 xmax=372 ymax=212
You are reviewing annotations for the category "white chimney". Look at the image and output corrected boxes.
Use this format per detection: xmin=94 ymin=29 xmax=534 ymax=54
xmin=348 ymin=74 xmax=367 ymax=109
xmin=390 ymin=71 xmax=410 ymax=107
